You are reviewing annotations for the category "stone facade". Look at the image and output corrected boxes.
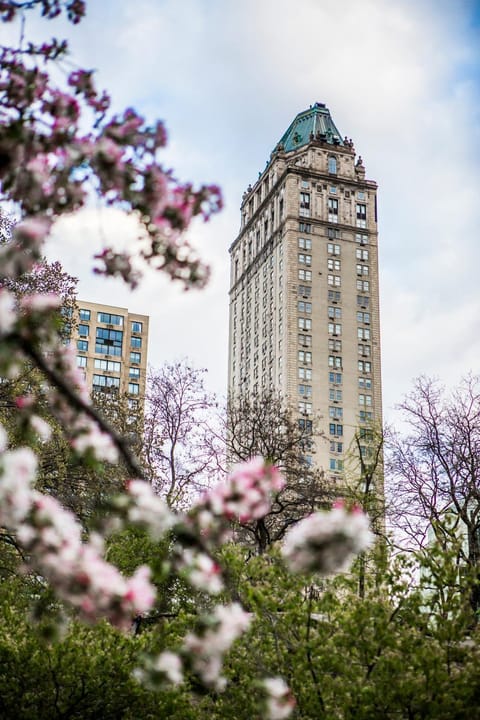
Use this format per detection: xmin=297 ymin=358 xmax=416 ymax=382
xmin=228 ymin=103 xmax=382 ymax=483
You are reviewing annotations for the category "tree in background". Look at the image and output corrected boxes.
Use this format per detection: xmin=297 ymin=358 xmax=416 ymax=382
xmin=388 ymin=375 xmax=480 ymax=613
xmin=224 ymin=391 xmax=331 ymax=553
xmin=143 ymin=361 xmax=223 ymax=508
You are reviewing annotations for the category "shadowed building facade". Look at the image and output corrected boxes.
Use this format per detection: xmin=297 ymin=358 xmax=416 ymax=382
xmin=228 ymin=103 xmax=382 ymax=482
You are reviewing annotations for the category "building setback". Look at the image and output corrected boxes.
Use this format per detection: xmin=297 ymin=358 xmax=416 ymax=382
xmin=74 ymin=300 xmax=149 ymax=412
xmin=228 ymin=102 xmax=382 ymax=481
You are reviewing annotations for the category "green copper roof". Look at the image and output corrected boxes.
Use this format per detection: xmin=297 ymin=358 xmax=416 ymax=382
xmin=277 ymin=102 xmax=344 ymax=153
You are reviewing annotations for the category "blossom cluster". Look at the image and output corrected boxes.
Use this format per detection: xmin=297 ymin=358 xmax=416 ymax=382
xmin=136 ymin=603 xmax=251 ymax=691
xmin=281 ymin=500 xmax=374 ymax=575
xmin=190 ymin=457 xmax=285 ymax=537
xmin=0 ymin=35 xmax=222 ymax=290
xmin=0 ymin=433 xmax=156 ymax=628
xmin=262 ymin=678 xmax=296 ymax=720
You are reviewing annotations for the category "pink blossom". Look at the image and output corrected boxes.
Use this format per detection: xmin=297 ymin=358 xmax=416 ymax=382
xmin=153 ymin=651 xmax=183 ymax=685
xmin=183 ymin=603 xmax=251 ymax=690
xmin=20 ymin=293 xmax=61 ymax=312
xmin=281 ymin=504 xmax=374 ymax=575
xmin=127 ymin=480 xmax=175 ymax=539
xmin=262 ymin=678 xmax=296 ymax=720
xmin=176 ymin=549 xmax=223 ymax=595
xmin=71 ymin=422 xmax=119 ymax=463
xmin=0 ymin=290 xmax=16 ymax=335
xmin=197 ymin=457 xmax=285 ymax=523
xmin=124 ymin=566 xmax=156 ymax=615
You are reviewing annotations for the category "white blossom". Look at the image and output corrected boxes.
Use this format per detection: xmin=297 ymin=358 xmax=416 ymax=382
xmin=281 ymin=503 xmax=374 ymax=575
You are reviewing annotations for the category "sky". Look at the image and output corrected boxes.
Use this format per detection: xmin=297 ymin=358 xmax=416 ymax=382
xmin=8 ymin=0 xmax=480 ymax=420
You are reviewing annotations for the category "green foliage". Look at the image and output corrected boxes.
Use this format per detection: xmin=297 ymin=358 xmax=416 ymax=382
xmin=187 ymin=544 xmax=480 ymax=720
xmin=0 ymin=579 xmax=194 ymax=720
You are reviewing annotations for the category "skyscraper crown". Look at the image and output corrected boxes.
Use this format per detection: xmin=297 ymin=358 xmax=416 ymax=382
xmin=277 ymin=102 xmax=344 ymax=152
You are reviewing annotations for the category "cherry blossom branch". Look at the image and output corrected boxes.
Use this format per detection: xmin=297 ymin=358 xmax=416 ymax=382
xmin=14 ymin=332 xmax=145 ymax=478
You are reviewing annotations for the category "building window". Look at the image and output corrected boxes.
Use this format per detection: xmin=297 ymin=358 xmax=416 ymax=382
xmin=329 ymin=406 xmax=343 ymax=419
xmin=327 ymin=227 xmax=341 ymax=239
xmin=327 ymin=242 xmax=340 ymax=255
xmin=356 ymin=280 xmax=370 ymax=292
xmin=93 ymin=374 xmax=120 ymax=390
xmin=298 ymin=237 xmax=312 ymax=250
xmin=328 ymin=323 xmax=342 ymax=335
xmin=130 ymin=351 xmax=141 ymax=364
xmin=329 ymin=388 xmax=342 ymax=402
xmin=329 ymin=185 xmax=337 ymax=194
xmin=77 ymin=339 xmax=88 ymax=352
xmin=298 ymin=384 xmax=312 ymax=396
xmin=356 ymin=203 xmax=367 ymax=228
xmin=78 ymin=323 xmax=89 ymax=337
xmin=358 ymin=191 xmax=366 ymax=200
xmin=94 ymin=359 xmax=121 ymax=372
xmin=299 ymin=222 xmax=311 ymax=233
xmin=359 ymin=411 xmax=373 ymax=423
xmin=359 ymin=394 xmax=373 ymax=406
xmin=299 ymin=401 xmax=312 ymax=414
xmin=358 ymin=360 xmax=372 ymax=373
xmin=356 ymin=248 xmax=369 ymax=261
xmin=328 ymin=355 xmax=342 ymax=369
xmin=298 ymin=301 xmax=312 ymax=314
xmin=358 ymin=344 xmax=371 ymax=357
xmin=129 ymin=367 xmax=140 ymax=379
xmin=329 ymin=458 xmax=344 ymax=471
xmin=76 ymin=355 xmax=87 ymax=368
xmin=98 ymin=312 xmax=124 ymax=326
xmin=95 ymin=328 xmax=123 ymax=356
xmin=131 ymin=336 xmax=142 ymax=349
xmin=357 ymin=311 xmax=370 ymax=324
xmin=299 ymin=418 xmax=313 ymax=433
xmin=357 ymin=295 xmax=370 ymax=308
xmin=328 ymin=156 xmax=337 ymax=174
xmin=298 ymin=285 xmax=312 ymax=297
xmin=329 ymin=371 xmax=342 ymax=384
xmin=356 ymin=233 xmax=368 ymax=245
xmin=298 ymin=317 xmax=312 ymax=331
xmin=131 ymin=321 xmax=143 ymax=333
xmin=327 ymin=274 xmax=341 ymax=287
xmin=330 ymin=441 xmax=343 ymax=453
xmin=328 ymin=339 xmax=342 ymax=352
xmin=299 ymin=192 xmax=310 ymax=217
xmin=356 ymin=264 xmax=369 ymax=276
xmin=358 ymin=377 xmax=372 ymax=389
xmin=299 ymin=334 xmax=312 ymax=347
xmin=79 ymin=309 xmax=91 ymax=322
xmin=357 ymin=327 xmax=371 ymax=341
xmin=298 ymin=350 xmax=312 ymax=364
xmin=328 ymin=306 xmax=342 ymax=319
xmin=327 ymin=258 xmax=341 ymax=271
xmin=128 ymin=382 xmax=140 ymax=395
xmin=328 ymin=290 xmax=341 ymax=303
xmin=329 ymin=423 xmax=343 ymax=436
xmin=298 ymin=367 xmax=312 ymax=380
xmin=328 ymin=198 xmax=338 ymax=223
xmin=298 ymin=253 xmax=312 ymax=266
xmin=298 ymin=269 xmax=312 ymax=281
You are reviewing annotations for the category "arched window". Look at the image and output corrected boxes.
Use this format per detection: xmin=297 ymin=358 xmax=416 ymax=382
xmin=328 ymin=156 xmax=337 ymax=174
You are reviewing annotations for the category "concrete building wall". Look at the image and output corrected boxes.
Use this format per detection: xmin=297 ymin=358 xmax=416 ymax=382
xmin=228 ymin=104 xmax=382 ymax=484
xmin=73 ymin=300 xmax=149 ymax=412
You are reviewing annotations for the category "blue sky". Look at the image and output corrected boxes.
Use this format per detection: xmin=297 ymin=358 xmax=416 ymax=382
xmin=18 ymin=0 xmax=480 ymax=418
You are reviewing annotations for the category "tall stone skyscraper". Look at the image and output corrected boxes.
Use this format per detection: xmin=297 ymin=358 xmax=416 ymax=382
xmin=228 ymin=102 xmax=382 ymax=480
